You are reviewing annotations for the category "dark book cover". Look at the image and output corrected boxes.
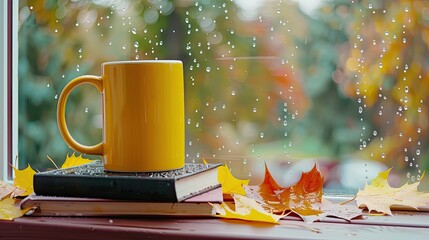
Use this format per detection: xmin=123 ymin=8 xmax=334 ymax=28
xmin=33 ymin=161 xmax=222 ymax=202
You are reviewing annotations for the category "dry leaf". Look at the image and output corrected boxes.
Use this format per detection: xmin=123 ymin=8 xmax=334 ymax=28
xmin=277 ymin=164 xmax=324 ymax=212
xmin=355 ymin=168 xmax=429 ymax=215
xmin=1 ymin=180 xmax=25 ymax=199
xmin=13 ymin=165 xmax=37 ymax=197
xmin=1 ymin=181 xmax=17 ymax=200
xmin=211 ymin=194 xmax=283 ymax=224
xmin=61 ymin=153 xmax=93 ymax=169
xmin=245 ymin=164 xmax=324 ymax=217
xmin=204 ymin=159 xmax=249 ymax=195
xmin=244 ymin=163 xmax=289 ymax=213
xmin=0 ymin=198 xmax=29 ymax=220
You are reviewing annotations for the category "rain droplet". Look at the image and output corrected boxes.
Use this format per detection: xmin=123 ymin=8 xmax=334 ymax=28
xmin=206 ymin=67 xmax=211 ymax=72
xmin=231 ymin=91 xmax=236 ymax=96
xmin=358 ymin=106 xmax=363 ymax=113
xmin=131 ymin=28 xmax=137 ymax=34
xmin=54 ymin=94 xmax=58 ymax=99
xmin=84 ymin=108 xmax=89 ymax=113
xmin=122 ymin=45 xmax=126 ymax=50
xmin=253 ymin=108 xmax=257 ymax=113
xmin=46 ymin=83 xmax=50 ymax=88
xmin=134 ymin=41 xmax=139 ymax=48
xmin=260 ymin=132 xmax=264 ymax=138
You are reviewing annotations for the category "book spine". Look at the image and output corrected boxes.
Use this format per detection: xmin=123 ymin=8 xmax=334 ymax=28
xmin=33 ymin=175 xmax=179 ymax=202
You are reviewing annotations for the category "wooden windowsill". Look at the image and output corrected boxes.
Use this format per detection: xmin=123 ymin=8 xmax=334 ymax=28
xmin=1 ymin=210 xmax=429 ymax=240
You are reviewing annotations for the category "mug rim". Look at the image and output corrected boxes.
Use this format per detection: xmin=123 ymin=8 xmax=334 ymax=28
xmin=103 ymin=60 xmax=182 ymax=66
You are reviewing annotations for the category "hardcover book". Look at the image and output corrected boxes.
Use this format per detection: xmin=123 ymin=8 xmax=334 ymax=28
xmin=33 ymin=161 xmax=222 ymax=202
xmin=21 ymin=187 xmax=223 ymax=217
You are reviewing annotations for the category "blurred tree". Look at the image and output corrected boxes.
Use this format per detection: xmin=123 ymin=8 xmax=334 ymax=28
xmin=340 ymin=0 xmax=429 ymax=177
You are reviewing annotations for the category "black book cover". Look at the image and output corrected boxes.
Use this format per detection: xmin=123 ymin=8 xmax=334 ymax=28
xmin=33 ymin=161 xmax=222 ymax=202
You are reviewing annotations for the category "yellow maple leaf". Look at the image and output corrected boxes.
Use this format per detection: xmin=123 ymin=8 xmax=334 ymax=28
xmin=355 ymin=169 xmax=429 ymax=215
xmin=218 ymin=165 xmax=250 ymax=195
xmin=61 ymin=153 xmax=93 ymax=169
xmin=0 ymin=198 xmax=31 ymax=220
xmin=203 ymin=159 xmax=249 ymax=195
xmin=211 ymin=194 xmax=283 ymax=224
xmin=13 ymin=165 xmax=37 ymax=196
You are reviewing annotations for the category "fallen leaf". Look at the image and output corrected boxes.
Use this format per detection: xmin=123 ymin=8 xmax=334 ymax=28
xmin=204 ymin=159 xmax=249 ymax=195
xmin=13 ymin=165 xmax=37 ymax=197
xmin=0 ymin=198 xmax=29 ymax=220
xmin=61 ymin=153 xmax=93 ymax=169
xmin=1 ymin=181 xmax=17 ymax=200
xmin=211 ymin=194 xmax=283 ymax=224
xmin=244 ymin=163 xmax=288 ymax=213
xmin=319 ymin=198 xmax=363 ymax=221
xmin=245 ymin=164 xmax=324 ymax=218
xmin=277 ymin=164 xmax=324 ymax=213
xmin=355 ymin=169 xmax=429 ymax=215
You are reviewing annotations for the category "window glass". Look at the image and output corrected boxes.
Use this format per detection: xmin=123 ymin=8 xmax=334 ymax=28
xmin=17 ymin=0 xmax=428 ymax=190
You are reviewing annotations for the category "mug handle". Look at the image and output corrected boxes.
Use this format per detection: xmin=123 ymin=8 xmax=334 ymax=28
xmin=57 ymin=75 xmax=104 ymax=155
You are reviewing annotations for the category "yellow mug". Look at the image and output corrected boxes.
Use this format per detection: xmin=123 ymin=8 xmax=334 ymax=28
xmin=57 ymin=60 xmax=185 ymax=172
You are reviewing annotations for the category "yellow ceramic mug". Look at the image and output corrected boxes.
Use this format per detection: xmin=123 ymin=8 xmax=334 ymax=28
xmin=57 ymin=60 xmax=185 ymax=172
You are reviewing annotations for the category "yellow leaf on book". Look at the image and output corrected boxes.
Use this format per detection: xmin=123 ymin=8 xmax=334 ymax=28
xmin=356 ymin=169 xmax=429 ymax=215
xmin=13 ymin=165 xmax=37 ymax=196
xmin=211 ymin=194 xmax=282 ymax=224
xmin=203 ymin=159 xmax=249 ymax=195
xmin=0 ymin=197 xmax=29 ymax=220
xmin=61 ymin=153 xmax=93 ymax=169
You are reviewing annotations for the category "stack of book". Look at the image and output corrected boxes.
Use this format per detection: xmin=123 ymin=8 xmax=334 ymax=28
xmin=21 ymin=161 xmax=222 ymax=217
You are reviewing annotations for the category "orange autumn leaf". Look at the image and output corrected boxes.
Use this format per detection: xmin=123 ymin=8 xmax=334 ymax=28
xmin=244 ymin=163 xmax=288 ymax=213
xmin=211 ymin=194 xmax=283 ymax=224
xmin=245 ymin=164 xmax=324 ymax=217
xmin=13 ymin=165 xmax=37 ymax=197
xmin=356 ymin=169 xmax=429 ymax=215
xmin=61 ymin=153 xmax=93 ymax=169
xmin=276 ymin=164 xmax=324 ymax=210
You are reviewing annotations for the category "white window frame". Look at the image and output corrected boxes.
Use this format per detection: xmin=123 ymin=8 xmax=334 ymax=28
xmin=1 ymin=0 xmax=18 ymax=182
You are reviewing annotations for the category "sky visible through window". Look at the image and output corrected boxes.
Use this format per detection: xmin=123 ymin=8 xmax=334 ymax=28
xmin=17 ymin=0 xmax=428 ymax=190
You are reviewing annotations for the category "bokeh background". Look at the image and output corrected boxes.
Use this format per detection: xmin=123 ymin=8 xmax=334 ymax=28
xmin=17 ymin=0 xmax=429 ymax=190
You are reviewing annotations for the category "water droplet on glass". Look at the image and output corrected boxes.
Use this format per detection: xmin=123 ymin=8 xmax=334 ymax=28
xmin=206 ymin=67 xmax=211 ymax=72
xmin=253 ymin=108 xmax=257 ymax=113
xmin=231 ymin=91 xmax=236 ymax=96
xmin=368 ymin=4 xmax=373 ymax=9
xmin=46 ymin=83 xmax=50 ymax=88
xmin=122 ymin=45 xmax=126 ymax=50
xmin=84 ymin=108 xmax=89 ymax=113
xmin=407 ymin=172 xmax=410 ymax=178
xmin=358 ymin=106 xmax=363 ymax=113
xmin=260 ymin=132 xmax=264 ymax=138
xmin=54 ymin=94 xmax=58 ymax=100
xmin=405 ymin=156 xmax=409 ymax=162
xmin=131 ymin=28 xmax=137 ymax=34
xmin=134 ymin=41 xmax=139 ymax=48
xmin=416 ymin=149 xmax=421 ymax=155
